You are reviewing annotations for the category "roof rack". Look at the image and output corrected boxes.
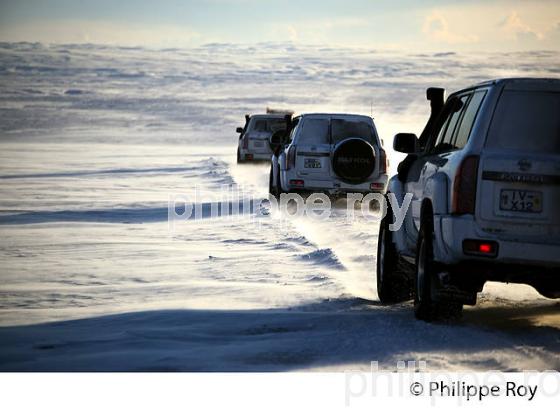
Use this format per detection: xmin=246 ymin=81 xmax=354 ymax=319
xmin=266 ymin=107 xmax=294 ymax=115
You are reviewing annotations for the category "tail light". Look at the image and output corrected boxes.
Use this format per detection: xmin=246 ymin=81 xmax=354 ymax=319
xmin=242 ymin=135 xmax=249 ymax=149
xmin=463 ymin=239 xmax=498 ymax=257
xmin=452 ymin=155 xmax=479 ymax=215
xmin=379 ymin=148 xmax=387 ymax=174
xmin=286 ymin=145 xmax=296 ymax=170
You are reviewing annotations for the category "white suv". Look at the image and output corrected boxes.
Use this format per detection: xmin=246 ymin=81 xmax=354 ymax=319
xmin=377 ymin=78 xmax=560 ymax=321
xmin=269 ymin=113 xmax=388 ymax=195
xmin=236 ymin=114 xmax=289 ymax=163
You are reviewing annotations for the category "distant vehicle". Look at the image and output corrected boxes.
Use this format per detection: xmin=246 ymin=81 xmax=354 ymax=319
xmin=236 ymin=114 xmax=290 ymax=163
xmin=377 ymin=78 xmax=560 ymax=321
xmin=269 ymin=113 xmax=388 ymax=196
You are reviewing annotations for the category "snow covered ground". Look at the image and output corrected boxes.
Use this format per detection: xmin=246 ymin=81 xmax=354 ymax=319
xmin=0 ymin=42 xmax=559 ymax=371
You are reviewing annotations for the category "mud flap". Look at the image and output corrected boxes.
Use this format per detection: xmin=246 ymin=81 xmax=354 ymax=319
xmin=433 ymin=271 xmax=478 ymax=305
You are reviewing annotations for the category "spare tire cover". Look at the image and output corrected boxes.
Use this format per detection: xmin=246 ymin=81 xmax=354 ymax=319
xmin=332 ymin=138 xmax=376 ymax=184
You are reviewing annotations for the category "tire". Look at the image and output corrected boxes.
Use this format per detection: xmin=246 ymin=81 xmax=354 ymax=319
xmin=237 ymin=148 xmax=243 ymax=164
xmin=331 ymin=138 xmax=376 ymax=184
xmin=376 ymin=208 xmax=413 ymax=304
xmin=277 ymin=167 xmax=287 ymax=195
xmin=269 ymin=166 xmax=278 ymax=198
xmin=414 ymin=216 xmax=463 ymax=321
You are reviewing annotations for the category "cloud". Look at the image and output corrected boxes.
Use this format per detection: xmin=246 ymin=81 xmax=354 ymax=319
xmin=422 ymin=11 xmax=478 ymax=44
xmin=0 ymin=20 xmax=201 ymax=46
xmin=499 ymin=11 xmax=543 ymax=41
xmin=269 ymin=17 xmax=368 ymax=44
xmin=286 ymin=25 xmax=298 ymax=42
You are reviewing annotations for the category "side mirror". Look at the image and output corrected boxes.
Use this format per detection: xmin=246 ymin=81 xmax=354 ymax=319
xmin=393 ymin=133 xmax=418 ymax=154
xmin=236 ymin=127 xmax=244 ymax=134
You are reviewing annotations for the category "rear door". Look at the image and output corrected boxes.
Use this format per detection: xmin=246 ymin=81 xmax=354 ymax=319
xmin=330 ymin=117 xmax=380 ymax=180
xmin=477 ymin=83 xmax=560 ymax=244
xmin=247 ymin=117 xmax=285 ymax=155
xmin=294 ymin=117 xmax=332 ymax=180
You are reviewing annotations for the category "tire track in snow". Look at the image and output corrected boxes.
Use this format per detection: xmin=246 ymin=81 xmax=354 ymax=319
xmin=227 ymin=156 xmax=379 ymax=302
xmin=292 ymin=212 xmax=378 ymax=301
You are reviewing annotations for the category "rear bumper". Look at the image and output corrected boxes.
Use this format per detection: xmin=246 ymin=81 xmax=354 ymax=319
xmin=282 ymin=172 xmax=388 ymax=194
xmin=435 ymin=214 xmax=560 ymax=267
xmin=238 ymin=149 xmax=272 ymax=161
xmin=445 ymin=260 xmax=559 ymax=279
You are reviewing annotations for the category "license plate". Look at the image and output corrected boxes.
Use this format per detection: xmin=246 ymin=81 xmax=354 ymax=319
xmin=499 ymin=189 xmax=542 ymax=213
xmin=304 ymin=158 xmax=321 ymax=168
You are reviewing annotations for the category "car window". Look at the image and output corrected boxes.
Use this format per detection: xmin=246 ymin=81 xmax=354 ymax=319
xmin=298 ymin=118 xmax=329 ymax=144
xmin=453 ymin=90 xmax=486 ymax=149
xmin=432 ymin=95 xmax=469 ymax=153
xmin=330 ymin=119 xmax=374 ymax=145
xmin=427 ymin=100 xmax=459 ymax=152
xmin=428 ymin=115 xmax=450 ymax=152
xmin=268 ymin=119 xmax=287 ymax=133
xmin=486 ymin=90 xmax=560 ymax=154
xmin=252 ymin=118 xmax=286 ymax=133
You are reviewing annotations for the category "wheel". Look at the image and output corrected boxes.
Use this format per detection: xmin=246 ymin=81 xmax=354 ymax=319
xmin=414 ymin=216 xmax=463 ymax=321
xmin=376 ymin=206 xmax=413 ymax=304
xmin=237 ymin=148 xmax=243 ymax=164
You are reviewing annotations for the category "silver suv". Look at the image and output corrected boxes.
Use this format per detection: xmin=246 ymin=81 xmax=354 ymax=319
xmin=236 ymin=114 xmax=289 ymax=163
xmin=377 ymin=78 xmax=560 ymax=321
xmin=269 ymin=113 xmax=388 ymax=195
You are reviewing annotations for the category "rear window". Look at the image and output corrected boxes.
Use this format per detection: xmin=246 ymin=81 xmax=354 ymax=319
xmin=251 ymin=118 xmax=287 ymax=133
xmin=331 ymin=119 xmax=375 ymax=145
xmin=298 ymin=118 xmax=375 ymax=145
xmin=486 ymin=91 xmax=560 ymax=154
xmin=299 ymin=119 xmax=330 ymax=144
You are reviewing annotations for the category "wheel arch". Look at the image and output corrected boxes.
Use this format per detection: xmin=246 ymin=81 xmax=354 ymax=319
xmin=422 ymin=173 xmax=450 ymax=262
xmin=420 ymin=195 xmax=452 ymax=263
xmin=424 ymin=172 xmax=449 ymax=215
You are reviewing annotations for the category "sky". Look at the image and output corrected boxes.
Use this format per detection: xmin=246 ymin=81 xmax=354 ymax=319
xmin=0 ymin=0 xmax=559 ymax=51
